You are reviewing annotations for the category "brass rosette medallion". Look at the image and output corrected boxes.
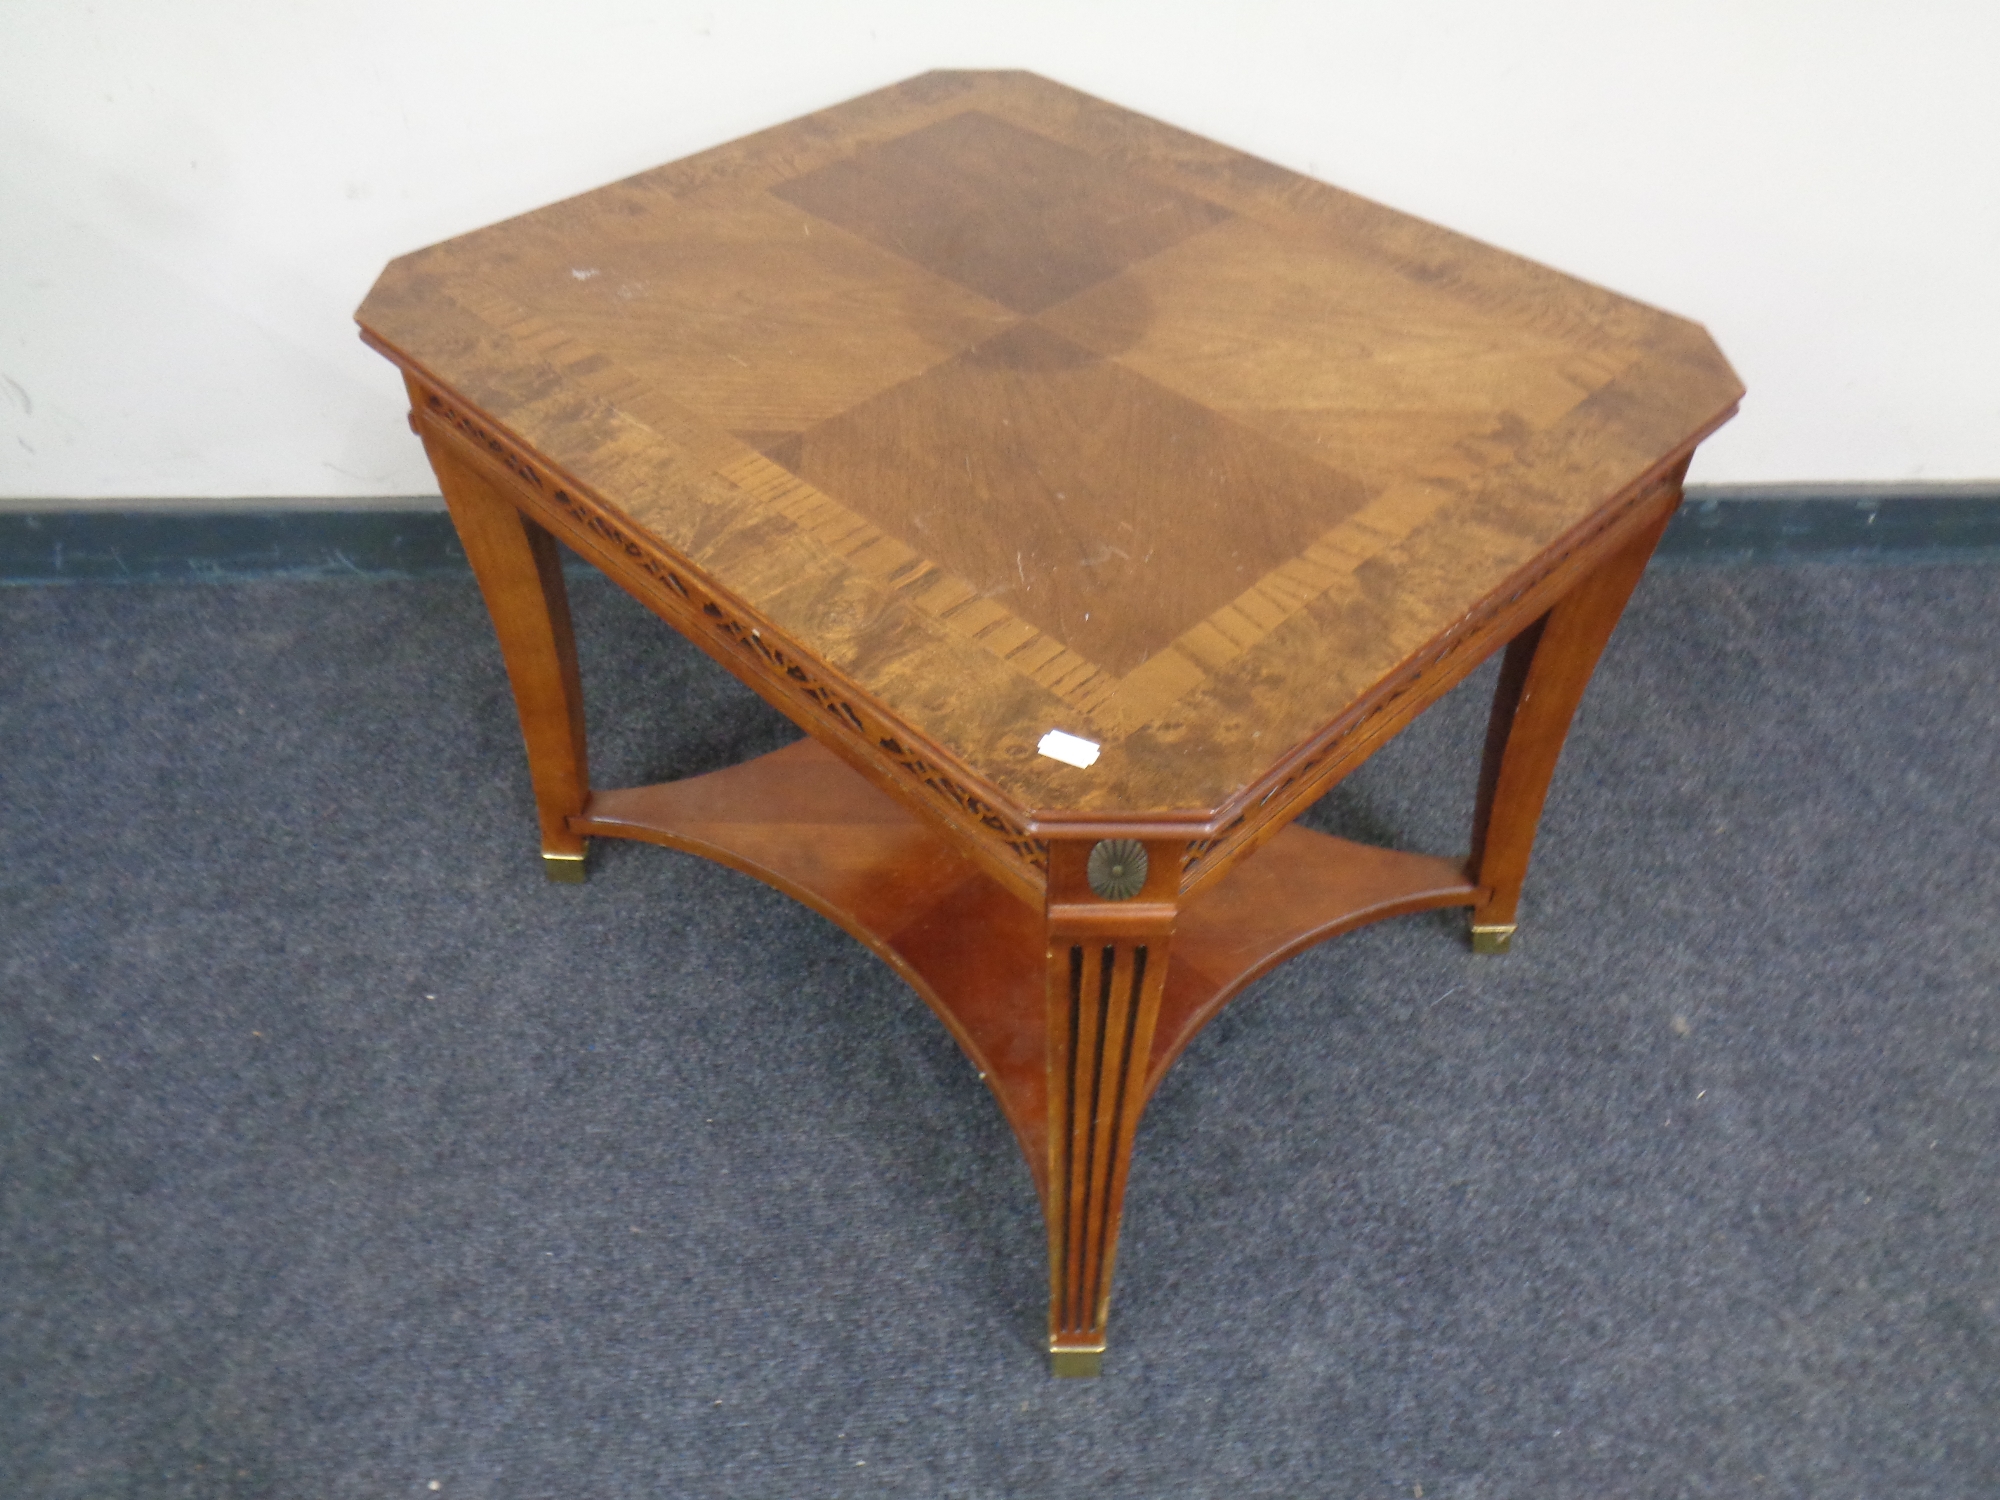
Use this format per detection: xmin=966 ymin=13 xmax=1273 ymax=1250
xmin=1086 ymin=839 xmax=1148 ymax=901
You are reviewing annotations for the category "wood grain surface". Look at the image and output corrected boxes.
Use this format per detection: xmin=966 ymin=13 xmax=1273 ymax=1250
xmin=359 ymin=68 xmax=1740 ymax=875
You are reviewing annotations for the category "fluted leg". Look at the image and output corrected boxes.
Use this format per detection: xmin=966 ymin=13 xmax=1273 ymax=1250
xmin=1042 ymin=837 xmax=1178 ymax=1375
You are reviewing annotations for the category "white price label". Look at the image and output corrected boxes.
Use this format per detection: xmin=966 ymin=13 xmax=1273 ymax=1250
xmin=1037 ymin=729 xmax=1101 ymax=768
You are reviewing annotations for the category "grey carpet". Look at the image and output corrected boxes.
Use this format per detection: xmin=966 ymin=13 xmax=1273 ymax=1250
xmin=2 ymin=559 xmax=1995 ymax=1498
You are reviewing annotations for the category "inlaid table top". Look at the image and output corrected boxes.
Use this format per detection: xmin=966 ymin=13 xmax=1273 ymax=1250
xmin=358 ymin=69 xmax=1740 ymax=878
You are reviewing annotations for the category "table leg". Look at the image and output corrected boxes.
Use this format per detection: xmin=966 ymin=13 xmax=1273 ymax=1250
xmin=416 ymin=408 xmax=592 ymax=881
xmin=1467 ymin=471 xmax=1685 ymax=949
xmin=1043 ymin=837 xmax=1179 ymax=1376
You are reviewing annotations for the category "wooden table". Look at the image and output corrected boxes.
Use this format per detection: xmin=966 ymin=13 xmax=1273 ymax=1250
xmin=357 ymin=71 xmax=1741 ymax=1376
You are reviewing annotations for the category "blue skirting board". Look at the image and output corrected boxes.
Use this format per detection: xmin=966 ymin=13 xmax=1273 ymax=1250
xmin=2 ymin=485 xmax=1997 ymax=584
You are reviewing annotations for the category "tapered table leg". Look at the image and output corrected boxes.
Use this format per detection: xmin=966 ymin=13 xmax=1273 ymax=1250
xmin=1042 ymin=836 xmax=1179 ymax=1376
xmin=1468 ymin=469 xmax=1687 ymax=949
xmin=412 ymin=382 xmax=591 ymax=880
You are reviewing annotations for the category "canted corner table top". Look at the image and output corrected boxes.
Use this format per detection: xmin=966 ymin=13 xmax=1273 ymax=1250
xmin=357 ymin=69 xmax=1740 ymax=837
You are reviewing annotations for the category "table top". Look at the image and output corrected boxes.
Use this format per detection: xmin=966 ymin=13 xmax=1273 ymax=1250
xmin=358 ymin=70 xmax=1740 ymax=832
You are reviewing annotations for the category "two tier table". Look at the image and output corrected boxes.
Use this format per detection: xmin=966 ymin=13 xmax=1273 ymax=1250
xmin=357 ymin=71 xmax=1741 ymax=1376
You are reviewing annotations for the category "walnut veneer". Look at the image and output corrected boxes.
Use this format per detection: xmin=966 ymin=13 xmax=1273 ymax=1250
xmin=357 ymin=70 xmax=1741 ymax=1375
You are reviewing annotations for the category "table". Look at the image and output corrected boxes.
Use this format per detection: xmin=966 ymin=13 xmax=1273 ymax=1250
xmin=357 ymin=71 xmax=1741 ymax=1376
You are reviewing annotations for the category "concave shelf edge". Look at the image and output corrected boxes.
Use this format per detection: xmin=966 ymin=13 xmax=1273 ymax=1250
xmin=571 ymin=738 xmax=1479 ymax=1202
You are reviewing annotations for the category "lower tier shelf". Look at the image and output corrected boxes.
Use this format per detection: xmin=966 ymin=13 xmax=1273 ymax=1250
xmin=572 ymin=737 xmax=1477 ymax=1204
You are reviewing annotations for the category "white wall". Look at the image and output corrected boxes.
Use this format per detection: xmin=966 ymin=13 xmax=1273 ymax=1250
xmin=2 ymin=0 xmax=1995 ymax=504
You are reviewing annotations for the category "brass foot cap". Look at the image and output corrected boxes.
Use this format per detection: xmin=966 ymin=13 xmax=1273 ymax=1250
xmin=1470 ymin=922 xmax=1515 ymax=955
xmin=543 ymin=848 xmax=588 ymax=884
xmin=1049 ymin=1346 xmax=1104 ymax=1378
